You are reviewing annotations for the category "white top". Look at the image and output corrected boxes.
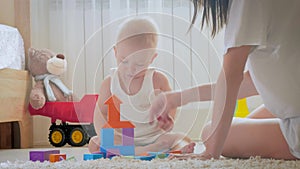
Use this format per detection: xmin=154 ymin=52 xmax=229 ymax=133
xmin=0 ymin=24 xmax=25 ymax=70
xmin=224 ymin=0 xmax=300 ymax=119
xmin=110 ymin=68 xmax=164 ymax=146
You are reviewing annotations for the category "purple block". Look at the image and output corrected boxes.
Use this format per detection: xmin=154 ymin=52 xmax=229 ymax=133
xmin=122 ymin=128 xmax=134 ymax=146
xmin=30 ymin=150 xmax=60 ymax=162
xmin=106 ymin=149 xmax=120 ymax=158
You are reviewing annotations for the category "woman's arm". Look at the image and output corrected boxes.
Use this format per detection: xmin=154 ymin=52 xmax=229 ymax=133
xmin=179 ymin=70 xmax=258 ymax=104
xmin=237 ymin=71 xmax=258 ymax=99
xmin=150 ymin=62 xmax=258 ymax=122
xmin=203 ymin=45 xmax=251 ymax=158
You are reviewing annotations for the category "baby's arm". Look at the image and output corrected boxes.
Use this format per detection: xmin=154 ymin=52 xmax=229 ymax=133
xmin=93 ymin=77 xmax=111 ymax=136
xmin=153 ymin=71 xmax=176 ymax=131
xmin=89 ymin=77 xmax=111 ymax=153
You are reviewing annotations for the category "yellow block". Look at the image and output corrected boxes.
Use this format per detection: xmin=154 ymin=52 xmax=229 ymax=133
xmin=235 ymin=98 xmax=250 ymax=118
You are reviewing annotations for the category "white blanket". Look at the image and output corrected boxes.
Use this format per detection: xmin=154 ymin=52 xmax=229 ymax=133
xmin=0 ymin=24 xmax=25 ymax=70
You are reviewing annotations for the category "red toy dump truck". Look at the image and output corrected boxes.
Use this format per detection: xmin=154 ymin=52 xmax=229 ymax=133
xmin=28 ymin=94 xmax=98 ymax=147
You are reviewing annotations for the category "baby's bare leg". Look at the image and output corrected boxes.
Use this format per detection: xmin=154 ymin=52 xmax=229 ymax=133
xmin=135 ymin=133 xmax=195 ymax=155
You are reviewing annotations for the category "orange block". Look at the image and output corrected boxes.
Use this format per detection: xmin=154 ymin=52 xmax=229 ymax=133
xmin=103 ymin=121 xmax=135 ymax=128
xmin=169 ymin=150 xmax=182 ymax=154
xmin=49 ymin=154 xmax=66 ymax=162
xmin=105 ymin=95 xmax=122 ymax=122
xmin=139 ymin=152 xmax=150 ymax=156
xmin=103 ymin=95 xmax=135 ymax=128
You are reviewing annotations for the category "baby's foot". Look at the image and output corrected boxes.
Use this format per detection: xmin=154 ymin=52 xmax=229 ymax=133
xmin=180 ymin=142 xmax=196 ymax=153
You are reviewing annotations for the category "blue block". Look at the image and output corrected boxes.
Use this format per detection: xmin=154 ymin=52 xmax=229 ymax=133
xmin=100 ymin=145 xmax=135 ymax=156
xmin=106 ymin=148 xmax=120 ymax=159
xmin=100 ymin=147 xmax=107 ymax=153
xmin=148 ymin=152 xmax=169 ymax=159
xmin=119 ymin=146 xmax=135 ymax=156
xmin=101 ymin=128 xmax=114 ymax=146
xmin=83 ymin=154 xmax=103 ymax=160
xmin=134 ymin=155 xmax=156 ymax=161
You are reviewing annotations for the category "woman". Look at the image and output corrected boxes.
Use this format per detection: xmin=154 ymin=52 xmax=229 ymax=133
xmin=150 ymin=0 xmax=300 ymax=160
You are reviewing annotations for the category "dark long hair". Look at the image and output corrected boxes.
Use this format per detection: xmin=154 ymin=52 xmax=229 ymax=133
xmin=190 ymin=0 xmax=229 ymax=37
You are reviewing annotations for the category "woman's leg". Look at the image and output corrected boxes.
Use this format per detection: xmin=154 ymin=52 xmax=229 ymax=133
xmin=220 ymin=104 xmax=296 ymax=159
xmin=220 ymin=118 xmax=296 ymax=159
xmin=247 ymin=104 xmax=276 ymax=119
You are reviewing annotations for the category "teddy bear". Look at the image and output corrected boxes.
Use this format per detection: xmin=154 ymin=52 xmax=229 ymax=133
xmin=28 ymin=48 xmax=72 ymax=110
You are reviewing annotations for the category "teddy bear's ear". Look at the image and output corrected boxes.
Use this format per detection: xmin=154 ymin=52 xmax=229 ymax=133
xmin=28 ymin=48 xmax=36 ymax=57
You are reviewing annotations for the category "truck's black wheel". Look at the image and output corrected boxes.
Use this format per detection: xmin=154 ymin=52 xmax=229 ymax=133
xmin=68 ymin=127 xmax=87 ymax=147
xmin=49 ymin=127 xmax=67 ymax=147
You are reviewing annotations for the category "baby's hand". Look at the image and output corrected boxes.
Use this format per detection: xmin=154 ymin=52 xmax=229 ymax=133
xmin=149 ymin=92 xmax=170 ymax=123
xmin=157 ymin=114 xmax=174 ymax=131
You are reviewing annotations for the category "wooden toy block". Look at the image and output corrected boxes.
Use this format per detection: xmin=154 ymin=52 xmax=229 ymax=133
xmin=29 ymin=150 xmax=60 ymax=162
xmin=100 ymin=95 xmax=136 ymax=157
xmin=118 ymin=146 xmax=134 ymax=156
xmin=103 ymin=95 xmax=135 ymax=128
xmin=168 ymin=150 xmax=182 ymax=154
xmin=106 ymin=148 xmax=120 ymax=158
xmin=100 ymin=147 xmax=106 ymax=153
xmin=105 ymin=95 xmax=122 ymax=122
xmin=123 ymin=156 xmax=135 ymax=159
xmin=235 ymin=98 xmax=250 ymax=117
xmin=139 ymin=152 xmax=150 ymax=156
xmin=100 ymin=145 xmax=135 ymax=156
xmin=122 ymin=128 xmax=134 ymax=146
xmin=83 ymin=154 xmax=103 ymax=160
xmin=148 ymin=152 xmax=169 ymax=159
xmin=134 ymin=155 xmax=156 ymax=161
xmin=49 ymin=154 xmax=66 ymax=162
xmin=101 ymin=128 xmax=114 ymax=146
xmin=103 ymin=122 xmax=135 ymax=128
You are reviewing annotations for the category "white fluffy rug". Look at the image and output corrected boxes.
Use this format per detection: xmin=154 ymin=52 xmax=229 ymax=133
xmin=1 ymin=156 xmax=299 ymax=169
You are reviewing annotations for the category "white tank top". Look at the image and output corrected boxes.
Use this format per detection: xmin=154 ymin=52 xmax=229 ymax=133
xmin=225 ymin=0 xmax=300 ymax=118
xmin=110 ymin=68 xmax=164 ymax=146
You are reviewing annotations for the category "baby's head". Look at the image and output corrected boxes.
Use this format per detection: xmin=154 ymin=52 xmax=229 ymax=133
xmin=114 ymin=17 xmax=158 ymax=79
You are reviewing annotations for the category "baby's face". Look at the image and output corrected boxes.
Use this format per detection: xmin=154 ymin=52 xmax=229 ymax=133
xmin=115 ymin=41 xmax=156 ymax=81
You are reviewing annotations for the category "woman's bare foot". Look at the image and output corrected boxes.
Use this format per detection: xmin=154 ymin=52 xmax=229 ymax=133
xmin=180 ymin=142 xmax=196 ymax=153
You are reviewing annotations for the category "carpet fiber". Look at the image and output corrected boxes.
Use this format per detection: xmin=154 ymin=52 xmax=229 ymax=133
xmin=1 ymin=156 xmax=299 ymax=169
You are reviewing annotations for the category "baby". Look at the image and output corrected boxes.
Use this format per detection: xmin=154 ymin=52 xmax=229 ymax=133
xmin=88 ymin=17 xmax=195 ymax=155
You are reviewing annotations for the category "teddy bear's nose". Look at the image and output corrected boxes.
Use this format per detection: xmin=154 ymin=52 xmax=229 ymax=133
xmin=56 ymin=54 xmax=65 ymax=60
